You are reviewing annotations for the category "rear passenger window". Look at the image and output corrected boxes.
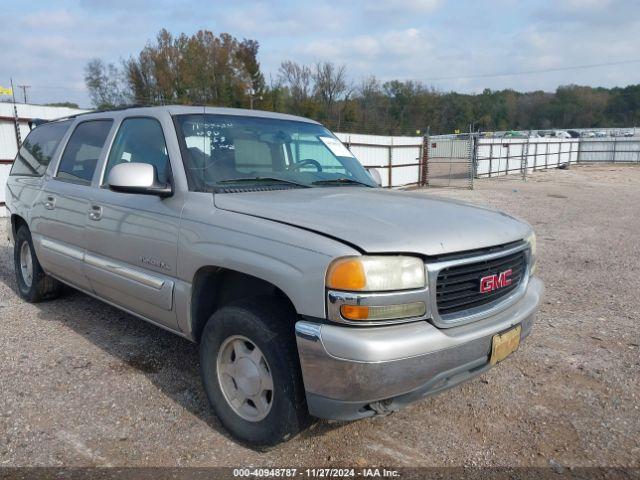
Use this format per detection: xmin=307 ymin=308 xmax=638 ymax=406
xmin=103 ymin=117 xmax=170 ymax=184
xmin=56 ymin=120 xmax=113 ymax=185
xmin=10 ymin=120 xmax=71 ymax=177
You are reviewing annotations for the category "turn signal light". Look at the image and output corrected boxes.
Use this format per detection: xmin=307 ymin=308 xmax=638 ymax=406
xmin=340 ymin=305 xmax=370 ymax=320
xmin=340 ymin=302 xmax=426 ymax=321
xmin=326 ymin=258 xmax=367 ymax=290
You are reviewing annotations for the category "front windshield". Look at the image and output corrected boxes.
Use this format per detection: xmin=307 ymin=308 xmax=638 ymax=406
xmin=174 ymin=114 xmax=377 ymax=191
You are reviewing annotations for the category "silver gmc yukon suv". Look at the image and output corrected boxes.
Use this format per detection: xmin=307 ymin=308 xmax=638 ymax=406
xmin=5 ymin=106 xmax=543 ymax=445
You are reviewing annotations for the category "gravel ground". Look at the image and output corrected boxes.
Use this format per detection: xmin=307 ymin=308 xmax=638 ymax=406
xmin=0 ymin=164 xmax=638 ymax=468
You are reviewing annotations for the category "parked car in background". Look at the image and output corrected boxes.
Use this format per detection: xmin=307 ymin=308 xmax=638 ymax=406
xmin=554 ymin=130 xmax=571 ymax=139
xmin=503 ymin=130 xmax=528 ymax=138
xmin=5 ymin=106 xmax=543 ymax=446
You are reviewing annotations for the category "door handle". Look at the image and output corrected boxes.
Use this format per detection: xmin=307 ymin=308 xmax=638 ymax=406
xmin=44 ymin=196 xmax=56 ymax=210
xmin=88 ymin=205 xmax=103 ymax=221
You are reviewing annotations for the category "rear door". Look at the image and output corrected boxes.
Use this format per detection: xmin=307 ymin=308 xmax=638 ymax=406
xmin=35 ymin=119 xmax=113 ymax=289
xmin=6 ymin=119 xmax=72 ymax=248
xmin=84 ymin=116 xmax=183 ymax=329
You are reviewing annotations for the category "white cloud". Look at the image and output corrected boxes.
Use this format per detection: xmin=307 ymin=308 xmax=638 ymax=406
xmin=22 ymin=10 xmax=76 ymax=28
xmin=303 ymin=28 xmax=430 ymax=61
xmin=364 ymin=0 xmax=441 ymax=13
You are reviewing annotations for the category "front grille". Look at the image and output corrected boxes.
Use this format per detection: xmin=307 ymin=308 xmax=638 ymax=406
xmin=436 ymin=250 xmax=526 ymax=316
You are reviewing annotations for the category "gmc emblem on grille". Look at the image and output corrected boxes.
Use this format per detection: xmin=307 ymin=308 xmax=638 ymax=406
xmin=479 ymin=269 xmax=513 ymax=293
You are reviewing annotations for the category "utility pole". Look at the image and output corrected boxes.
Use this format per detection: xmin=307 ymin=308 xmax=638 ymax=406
xmin=17 ymin=84 xmax=30 ymax=103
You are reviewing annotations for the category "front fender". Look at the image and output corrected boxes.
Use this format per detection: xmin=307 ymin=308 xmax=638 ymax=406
xmin=176 ymin=202 xmax=359 ymax=333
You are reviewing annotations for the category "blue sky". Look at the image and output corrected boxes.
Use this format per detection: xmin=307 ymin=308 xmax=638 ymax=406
xmin=1 ymin=0 xmax=638 ymax=107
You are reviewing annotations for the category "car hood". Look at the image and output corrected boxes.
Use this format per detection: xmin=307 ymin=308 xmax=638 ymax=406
xmin=213 ymin=187 xmax=531 ymax=256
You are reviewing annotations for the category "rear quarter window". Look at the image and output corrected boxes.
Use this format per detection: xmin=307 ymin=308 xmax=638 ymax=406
xmin=10 ymin=120 xmax=72 ymax=177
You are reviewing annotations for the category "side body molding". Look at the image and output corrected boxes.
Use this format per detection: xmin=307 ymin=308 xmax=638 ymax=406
xmin=39 ymin=236 xmax=174 ymax=312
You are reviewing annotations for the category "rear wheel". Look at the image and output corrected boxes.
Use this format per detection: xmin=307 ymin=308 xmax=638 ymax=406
xmin=199 ymin=296 xmax=311 ymax=446
xmin=14 ymin=226 xmax=61 ymax=302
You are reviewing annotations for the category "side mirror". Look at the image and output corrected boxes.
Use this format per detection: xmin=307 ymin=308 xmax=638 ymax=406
xmin=107 ymin=162 xmax=172 ymax=197
xmin=366 ymin=167 xmax=383 ymax=186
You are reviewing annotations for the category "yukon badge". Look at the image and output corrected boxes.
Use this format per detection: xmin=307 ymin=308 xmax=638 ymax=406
xmin=139 ymin=256 xmax=171 ymax=271
xmin=479 ymin=269 xmax=513 ymax=293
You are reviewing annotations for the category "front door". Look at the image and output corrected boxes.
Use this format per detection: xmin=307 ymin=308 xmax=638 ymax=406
xmin=83 ymin=117 xmax=183 ymax=330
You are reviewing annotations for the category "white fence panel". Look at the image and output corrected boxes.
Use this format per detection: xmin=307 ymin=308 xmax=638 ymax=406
xmin=335 ymin=132 xmax=422 ymax=188
xmin=476 ymin=138 xmax=579 ymax=177
xmin=579 ymin=139 xmax=640 ymax=163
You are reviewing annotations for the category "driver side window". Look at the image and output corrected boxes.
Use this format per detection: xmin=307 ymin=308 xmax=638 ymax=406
xmin=103 ymin=117 xmax=170 ymax=184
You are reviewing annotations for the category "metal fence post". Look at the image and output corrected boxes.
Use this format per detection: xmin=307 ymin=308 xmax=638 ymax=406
xmin=613 ymin=137 xmax=618 ymax=163
xmin=544 ymin=143 xmax=549 ymax=170
xmin=387 ymin=139 xmax=393 ymax=188
xmin=420 ymin=131 xmax=429 ymax=187
xmin=568 ymin=139 xmax=573 ymax=167
xmin=522 ymin=132 xmax=530 ymax=182
xmin=467 ymin=128 xmax=475 ymax=190
xmin=505 ymin=143 xmax=510 ymax=176
xmin=10 ymin=79 xmax=22 ymax=149
xmin=577 ymin=137 xmax=583 ymax=164
xmin=487 ymin=142 xmax=493 ymax=178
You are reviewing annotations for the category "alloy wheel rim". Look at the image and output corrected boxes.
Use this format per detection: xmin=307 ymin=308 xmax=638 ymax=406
xmin=216 ymin=335 xmax=274 ymax=422
xmin=19 ymin=241 xmax=33 ymax=288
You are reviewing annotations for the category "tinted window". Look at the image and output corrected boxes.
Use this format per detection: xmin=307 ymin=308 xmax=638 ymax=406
xmin=56 ymin=120 xmax=113 ymax=184
xmin=103 ymin=118 xmax=170 ymax=184
xmin=10 ymin=120 xmax=71 ymax=176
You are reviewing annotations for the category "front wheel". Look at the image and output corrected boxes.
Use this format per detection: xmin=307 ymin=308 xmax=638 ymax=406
xmin=199 ymin=296 xmax=311 ymax=446
xmin=14 ymin=226 xmax=61 ymax=303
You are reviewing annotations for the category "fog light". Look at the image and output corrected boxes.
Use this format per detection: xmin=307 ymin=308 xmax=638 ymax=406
xmin=340 ymin=302 xmax=426 ymax=321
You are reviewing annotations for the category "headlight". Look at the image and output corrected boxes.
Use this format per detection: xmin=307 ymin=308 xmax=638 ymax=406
xmin=326 ymin=256 xmax=426 ymax=292
xmin=526 ymin=232 xmax=537 ymax=275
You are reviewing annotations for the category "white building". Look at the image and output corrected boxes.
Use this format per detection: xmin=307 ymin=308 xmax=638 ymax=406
xmin=0 ymin=102 xmax=88 ymax=216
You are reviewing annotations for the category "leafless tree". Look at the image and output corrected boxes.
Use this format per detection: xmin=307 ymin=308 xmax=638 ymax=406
xmin=278 ymin=61 xmax=313 ymax=106
xmin=313 ymin=62 xmax=348 ymax=122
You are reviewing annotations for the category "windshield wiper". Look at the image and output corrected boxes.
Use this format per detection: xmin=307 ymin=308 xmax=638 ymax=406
xmin=311 ymin=177 xmax=373 ymax=187
xmin=217 ymin=177 xmax=310 ymax=188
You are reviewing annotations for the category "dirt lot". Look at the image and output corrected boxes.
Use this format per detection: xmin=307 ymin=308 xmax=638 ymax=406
xmin=0 ymin=165 xmax=638 ymax=468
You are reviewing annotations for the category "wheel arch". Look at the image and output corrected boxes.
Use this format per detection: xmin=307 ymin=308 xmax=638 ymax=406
xmin=189 ymin=266 xmax=298 ymax=343
xmin=10 ymin=213 xmax=28 ymax=240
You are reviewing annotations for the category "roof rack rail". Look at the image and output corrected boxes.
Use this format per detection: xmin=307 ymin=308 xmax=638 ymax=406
xmin=87 ymin=103 xmax=152 ymax=114
xmin=29 ymin=104 xmax=155 ymax=128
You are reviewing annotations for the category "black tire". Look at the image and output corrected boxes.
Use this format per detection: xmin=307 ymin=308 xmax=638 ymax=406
xmin=199 ymin=296 xmax=311 ymax=446
xmin=14 ymin=226 xmax=61 ymax=303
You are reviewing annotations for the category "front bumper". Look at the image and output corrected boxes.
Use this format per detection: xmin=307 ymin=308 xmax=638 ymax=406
xmin=295 ymin=277 xmax=544 ymax=421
